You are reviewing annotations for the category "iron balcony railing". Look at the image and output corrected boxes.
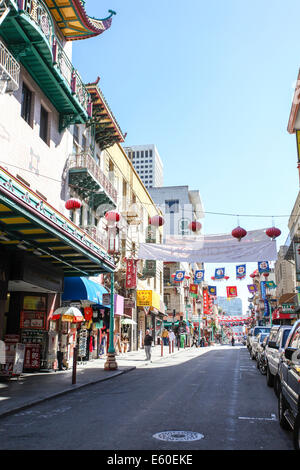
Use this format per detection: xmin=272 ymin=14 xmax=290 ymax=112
xmin=18 ymin=0 xmax=91 ymax=115
xmin=80 ymin=224 xmax=108 ymax=251
xmin=0 ymin=39 xmax=20 ymax=93
xmin=68 ymin=151 xmax=118 ymax=204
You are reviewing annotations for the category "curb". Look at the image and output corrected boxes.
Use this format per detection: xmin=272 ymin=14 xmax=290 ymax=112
xmin=0 ymin=366 xmax=136 ymax=420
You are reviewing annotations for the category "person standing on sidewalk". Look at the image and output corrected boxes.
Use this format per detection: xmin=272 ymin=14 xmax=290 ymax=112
xmin=144 ymin=329 xmax=153 ymax=362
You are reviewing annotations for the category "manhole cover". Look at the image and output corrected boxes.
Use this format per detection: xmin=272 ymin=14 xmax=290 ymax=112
xmin=153 ymin=431 xmax=204 ymax=442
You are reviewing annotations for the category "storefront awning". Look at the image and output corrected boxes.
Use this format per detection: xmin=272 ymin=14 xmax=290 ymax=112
xmin=0 ymin=167 xmax=115 ymax=276
xmin=62 ymin=277 xmax=108 ymax=304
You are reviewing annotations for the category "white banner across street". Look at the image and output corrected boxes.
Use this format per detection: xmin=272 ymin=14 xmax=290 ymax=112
xmin=138 ymin=229 xmax=277 ymax=263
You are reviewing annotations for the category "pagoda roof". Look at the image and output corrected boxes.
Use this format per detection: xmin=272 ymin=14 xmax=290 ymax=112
xmin=45 ymin=0 xmax=116 ymax=41
xmin=86 ymin=78 xmax=126 ymax=150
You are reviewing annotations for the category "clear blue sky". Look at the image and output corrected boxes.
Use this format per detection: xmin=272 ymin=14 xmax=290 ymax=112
xmin=73 ymin=0 xmax=300 ymax=311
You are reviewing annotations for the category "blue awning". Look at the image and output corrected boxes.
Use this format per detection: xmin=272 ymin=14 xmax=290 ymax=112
xmin=62 ymin=277 xmax=108 ymax=305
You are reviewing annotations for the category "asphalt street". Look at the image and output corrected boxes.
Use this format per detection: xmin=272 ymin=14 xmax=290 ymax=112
xmin=0 ymin=345 xmax=294 ymax=451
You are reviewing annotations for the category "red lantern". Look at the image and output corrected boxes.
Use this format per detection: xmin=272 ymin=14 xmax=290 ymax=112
xmin=189 ymin=221 xmax=202 ymax=232
xmin=65 ymin=198 xmax=82 ymax=210
xmin=105 ymin=211 xmax=120 ymax=223
xmin=250 ymin=273 xmax=256 ymax=279
xmin=266 ymin=227 xmax=281 ymax=240
xmin=232 ymin=226 xmax=247 ymax=242
xmin=149 ymin=215 xmax=164 ymax=227
xmin=263 ymin=272 xmax=269 ymax=278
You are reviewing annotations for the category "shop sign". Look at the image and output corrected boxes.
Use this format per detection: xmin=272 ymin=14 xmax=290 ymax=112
xmin=102 ymin=293 xmax=111 ymax=306
xmin=24 ymin=345 xmax=40 ymax=369
xmin=124 ymin=307 xmax=133 ymax=318
xmin=137 ymin=290 xmax=152 ymax=307
xmin=124 ymin=299 xmax=135 ymax=309
xmin=126 ymin=259 xmax=138 ymax=289
xmin=281 ymin=303 xmax=296 ymax=314
xmin=20 ymin=311 xmax=46 ymax=330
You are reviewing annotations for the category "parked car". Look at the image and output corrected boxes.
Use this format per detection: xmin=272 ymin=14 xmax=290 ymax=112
xmin=257 ymin=336 xmax=269 ymax=375
xmin=265 ymin=325 xmax=292 ymax=395
xmin=251 ymin=332 xmax=269 ymax=360
xmin=246 ymin=329 xmax=253 ymax=349
xmin=277 ymin=319 xmax=300 ymax=450
xmin=249 ymin=326 xmax=271 ymax=357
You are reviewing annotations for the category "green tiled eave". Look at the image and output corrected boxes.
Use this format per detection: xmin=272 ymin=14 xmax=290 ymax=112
xmin=0 ymin=8 xmax=89 ymax=130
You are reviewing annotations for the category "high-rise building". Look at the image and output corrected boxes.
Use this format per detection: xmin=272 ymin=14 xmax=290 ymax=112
xmin=123 ymin=144 xmax=163 ymax=189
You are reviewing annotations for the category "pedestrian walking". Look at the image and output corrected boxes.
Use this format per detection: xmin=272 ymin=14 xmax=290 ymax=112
xmin=144 ymin=329 xmax=153 ymax=362
xmin=168 ymin=329 xmax=175 ymax=349
xmin=191 ymin=330 xmax=199 ymax=347
xmin=162 ymin=328 xmax=169 ymax=346
xmin=231 ymin=336 xmax=235 ymax=346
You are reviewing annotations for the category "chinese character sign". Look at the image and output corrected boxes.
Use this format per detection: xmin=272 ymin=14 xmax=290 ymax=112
xmin=189 ymin=284 xmax=198 ymax=296
xmin=236 ymin=264 xmax=246 ymax=280
xmin=208 ymin=286 xmax=217 ymax=296
xmin=174 ymin=271 xmax=185 ymax=282
xmin=258 ymin=261 xmax=270 ymax=273
xmin=260 ymin=281 xmax=267 ymax=300
xmin=226 ymin=286 xmax=238 ymax=298
xmin=194 ymin=270 xmax=204 ymax=284
xmin=215 ymin=268 xmax=225 ymax=279
xmin=126 ymin=259 xmax=138 ymax=289
xmin=203 ymin=289 xmax=209 ymax=314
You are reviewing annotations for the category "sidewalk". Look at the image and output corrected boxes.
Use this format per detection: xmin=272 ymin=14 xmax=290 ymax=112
xmin=0 ymin=344 xmax=215 ymax=419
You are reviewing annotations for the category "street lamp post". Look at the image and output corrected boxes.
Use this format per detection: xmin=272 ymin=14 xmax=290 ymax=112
xmin=104 ymin=272 xmax=118 ymax=371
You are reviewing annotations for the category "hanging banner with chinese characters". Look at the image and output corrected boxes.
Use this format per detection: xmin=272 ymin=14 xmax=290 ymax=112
xmin=203 ymin=289 xmax=210 ymax=314
xmin=174 ymin=270 xmax=185 ymax=282
xmin=126 ymin=259 xmax=138 ymax=289
xmin=215 ymin=268 xmax=225 ymax=280
xmin=247 ymin=284 xmax=257 ymax=294
xmin=208 ymin=286 xmax=217 ymax=296
xmin=194 ymin=270 xmax=205 ymax=284
xmin=258 ymin=261 xmax=270 ymax=273
xmin=236 ymin=264 xmax=246 ymax=280
xmin=264 ymin=300 xmax=270 ymax=317
xmin=189 ymin=284 xmax=198 ymax=297
xmin=260 ymin=281 xmax=267 ymax=300
xmin=226 ymin=286 xmax=238 ymax=299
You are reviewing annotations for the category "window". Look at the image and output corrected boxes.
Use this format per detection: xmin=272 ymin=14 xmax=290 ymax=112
xmin=21 ymin=82 xmax=32 ymax=125
xmin=180 ymin=219 xmax=189 ymax=235
xmin=73 ymin=125 xmax=79 ymax=142
xmin=290 ymin=329 xmax=300 ymax=349
xmin=82 ymin=134 xmax=87 ymax=150
xmin=165 ymin=200 xmax=179 ymax=213
xmin=39 ymin=105 xmax=49 ymax=144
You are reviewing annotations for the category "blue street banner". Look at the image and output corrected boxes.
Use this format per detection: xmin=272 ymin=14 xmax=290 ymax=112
xmin=236 ymin=264 xmax=246 ymax=279
xmin=215 ymin=268 xmax=225 ymax=279
xmin=264 ymin=299 xmax=270 ymax=317
xmin=194 ymin=270 xmax=205 ymax=284
xmin=247 ymin=284 xmax=257 ymax=294
xmin=174 ymin=270 xmax=185 ymax=282
xmin=260 ymin=281 xmax=267 ymax=300
xmin=208 ymin=286 xmax=217 ymax=296
xmin=258 ymin=261 xmax=270 ymax=273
